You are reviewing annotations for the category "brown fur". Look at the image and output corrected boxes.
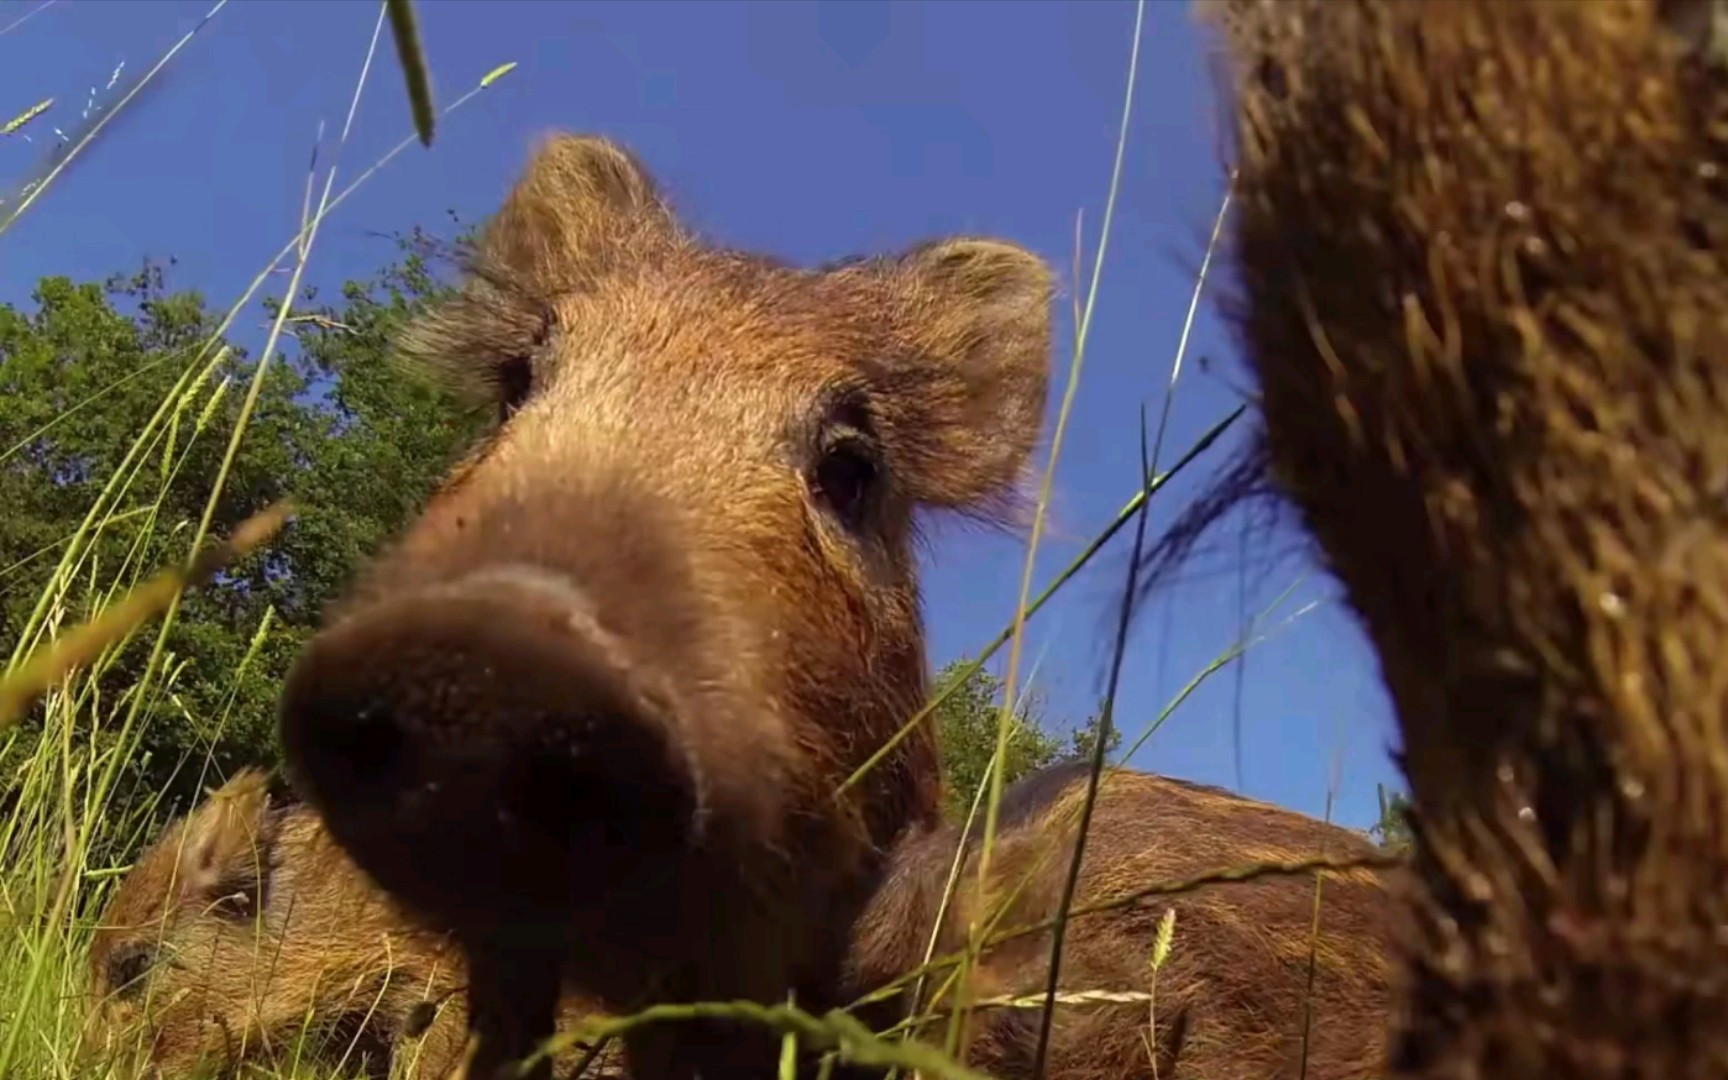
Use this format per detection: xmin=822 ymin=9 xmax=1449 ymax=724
xmin=84 ymin=770 xmax=621 ymax=1079
xmin=847 ymin=761 xmax=1397 ymax=1080
xmin=275 ymin=133 xmax=1053 ymax=1079
xmin=1188 ymin=1 xmax=1728 ymax=1076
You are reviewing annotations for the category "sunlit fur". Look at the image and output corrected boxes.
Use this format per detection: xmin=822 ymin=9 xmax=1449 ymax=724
xmin=1188 ymin=1 xmax=1728 ymax=1075
xmin=849 ymin=762 xmax=1398 ymax=1080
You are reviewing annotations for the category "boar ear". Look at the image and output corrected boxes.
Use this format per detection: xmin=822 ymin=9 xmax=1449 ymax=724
xmin=875 ymin=238 xmax=1054 ymax=516
xmin=479 ymin=132 xmax=678 ymax=293
xmin=398 ymin=133 xmax=680 ymax=400
xmin=175 ymin=769 xmax=276 ymax=917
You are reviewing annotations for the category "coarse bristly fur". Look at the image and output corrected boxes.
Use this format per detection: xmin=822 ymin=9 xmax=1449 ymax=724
xmin=275 ymin=133 xmax=1055 ymax=1080
xmin=84 ymin=770 xmax=620 ymax=1080
xmin=1180 ymin=1 xmax=1728 ymax=1076
xmin=847 ymin=761 xmax=1399 ymax=1080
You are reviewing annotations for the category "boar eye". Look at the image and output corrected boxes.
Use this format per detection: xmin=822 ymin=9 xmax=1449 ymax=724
xmin=206 ymin=862 xmax=269 ymax=922
xmin=106 ymin=942 xmax=156 ymax=999
xmin=495 ymin=356 xmax=534 ymax=423
xmin=812 ymin=434 xmax=879 ymax=530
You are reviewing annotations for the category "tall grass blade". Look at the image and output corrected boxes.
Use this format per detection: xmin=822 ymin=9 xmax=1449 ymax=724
xmin=386 ymin=0 xmax=437 ymax=147
xmin=0 ymin=501 xmax=293 ymax=731
xmin=0 ymin=0 xmax=229 ymax=238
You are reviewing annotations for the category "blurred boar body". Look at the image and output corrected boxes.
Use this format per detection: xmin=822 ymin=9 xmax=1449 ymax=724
xmin=848 ymin=762 xmax=1398 ymax=1080
xmin=86 ymin=769 xmax=618 ymax=1079
xmin=276 ymin=133 xmax=1053 ymax=1079
xmin=1193 ymin=1 xmax=1728 ymax=1076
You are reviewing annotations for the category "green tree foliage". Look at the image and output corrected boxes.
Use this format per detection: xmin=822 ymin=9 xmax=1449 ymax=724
xmin=0 ymin=229 xmax=487 ymax=821
xmin=1369 ymin=782 xmax=1414 ymax=854
xmin=929 ymin=657 xmax=1121 ymax=822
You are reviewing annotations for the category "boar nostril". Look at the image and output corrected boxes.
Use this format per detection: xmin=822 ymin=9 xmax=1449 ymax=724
xmin=323 ymin=707 xmax=407 ymax=791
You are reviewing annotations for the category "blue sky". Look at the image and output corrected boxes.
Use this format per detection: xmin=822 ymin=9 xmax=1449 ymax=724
xmin=0 ymin=0 xmax=1402 ymax=831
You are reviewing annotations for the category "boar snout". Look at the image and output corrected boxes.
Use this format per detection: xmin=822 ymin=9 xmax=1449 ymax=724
xmin=280 ymin=472 xmax=812 ymax=1075
xmin=280 ymin=565 xmax=702 ymax=921
xmin=280 ymin=564 xmax=709 ymax=1077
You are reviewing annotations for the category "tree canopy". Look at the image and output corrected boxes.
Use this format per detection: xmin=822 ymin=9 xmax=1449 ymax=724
xmin=1369 ymin=782 xmax=1413 ymax=854
xmin=928 ymin=657 xmax=1119 ymax=823
xmin=0 ymin=229 xmax=487 ymax=816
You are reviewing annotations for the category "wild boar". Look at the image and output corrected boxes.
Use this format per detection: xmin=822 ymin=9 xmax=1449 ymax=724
xmin=85 ymin=768 xmax=620 ymax=1079
xmin=847 ymin=761 xmax=1398 ymax=1080
xmin=276 ymin=132 xmax=1051 ymax=1079
xmin=1183 ymin=1 xmax=1728 ymax=1075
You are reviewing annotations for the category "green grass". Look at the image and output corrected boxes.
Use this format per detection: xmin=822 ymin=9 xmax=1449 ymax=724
xmin=0 ymin=5 xmax=517 ymax=1076
xmin=0 ymin=2 xmax=1398 ymax=1078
